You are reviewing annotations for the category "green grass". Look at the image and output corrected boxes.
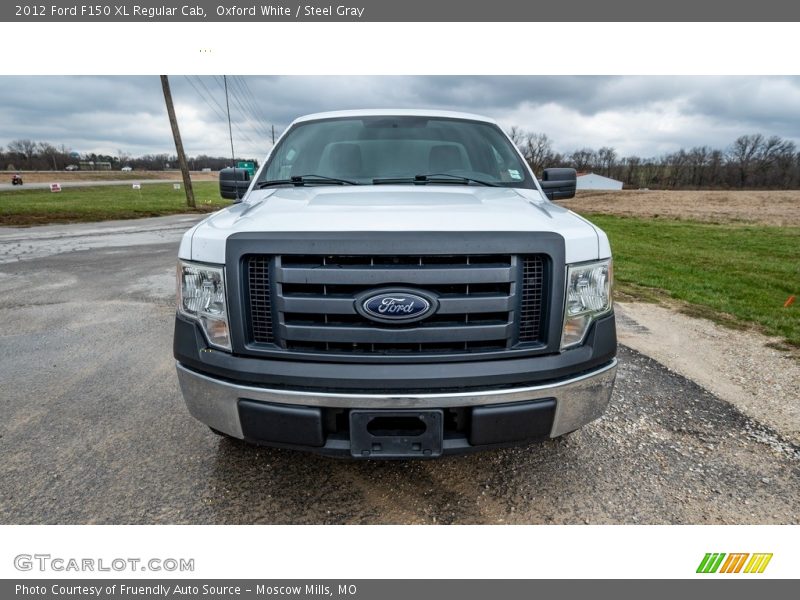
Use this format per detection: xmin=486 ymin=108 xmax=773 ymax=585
xmin=0 ymin=182 xmax=227 ymax=226
xmin=584 ymin=214 xmax=800 ymax=347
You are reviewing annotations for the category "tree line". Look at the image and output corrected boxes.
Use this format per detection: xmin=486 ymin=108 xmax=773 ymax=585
xmin=0 ymin=140 xmax=257 ymax=173
xmin=508 ymin=128 xmax=799 ymax=189
xmin=5 ymin=133 xmax=799 ymax=189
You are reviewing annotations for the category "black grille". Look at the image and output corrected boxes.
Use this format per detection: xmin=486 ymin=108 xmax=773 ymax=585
xmin=519 ymin=255 xmax=545 ymax=343
xmin=245 ymin=253 xmax=547 ymax=355
xmin=247 ymin=255 xmax=274 ymax=343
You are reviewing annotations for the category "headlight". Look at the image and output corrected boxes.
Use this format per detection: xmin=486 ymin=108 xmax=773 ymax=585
xmin=561 ymin=259 xmax=613 ymax=349
xmin=177 ymin=261 xmax=231 ymax=351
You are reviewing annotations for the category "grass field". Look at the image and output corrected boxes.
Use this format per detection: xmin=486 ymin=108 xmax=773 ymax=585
xmin=0 ymin=182 xmax=227 ymax=225
xmin=562 ymin=189 xmax=800 ymax=227
xmin=585 ymin=214 xmax=800 ymax=347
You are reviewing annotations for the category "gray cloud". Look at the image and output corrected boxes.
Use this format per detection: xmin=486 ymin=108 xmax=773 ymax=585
xmin=1 ymin=76 xmax=798 ymax=159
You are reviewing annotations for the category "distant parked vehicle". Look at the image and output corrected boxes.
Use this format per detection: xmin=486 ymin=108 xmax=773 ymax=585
xmin=121 ymin=166 xmax=133 ymax=172
xmin=65 ymin=165 xmax=79 ymax=171
xmin=11 ymin=173 xmax=23 ymax=186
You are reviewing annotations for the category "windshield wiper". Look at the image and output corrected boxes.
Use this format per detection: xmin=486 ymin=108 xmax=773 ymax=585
xmin=257 ymin=174 xmax=359 ymax=188
xmin=372 ymin=173 xmax=499 ymax=187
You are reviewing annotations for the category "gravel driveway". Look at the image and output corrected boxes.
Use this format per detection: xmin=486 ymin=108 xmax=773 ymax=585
xmin=1 ymin=216 xmax=798 ymax=524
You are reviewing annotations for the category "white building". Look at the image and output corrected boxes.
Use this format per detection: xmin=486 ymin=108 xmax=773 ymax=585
xmin=576 ymin=173 xmax=623 ymax=191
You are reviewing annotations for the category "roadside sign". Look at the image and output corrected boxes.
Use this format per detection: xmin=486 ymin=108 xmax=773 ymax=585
xmin=132 ymin=183 xmax=141 ymax=189
xmin=173 ymin=183 xmax=181 ymax=190
xmin=236 ymin=161 xmax=256 ymax=177
xmin=50 ymin=183 xmax=61 ymax=192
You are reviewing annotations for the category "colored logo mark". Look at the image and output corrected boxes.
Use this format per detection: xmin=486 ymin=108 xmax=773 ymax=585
xmin=696 ymin=553 xmax=773 ymax=574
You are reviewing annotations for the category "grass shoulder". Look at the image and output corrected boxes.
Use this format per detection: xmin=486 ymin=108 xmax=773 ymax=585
xmin=584 ymin=214 xmax=800 ymax=347
xmin=0 ymin=181 xmax=227 ymax=226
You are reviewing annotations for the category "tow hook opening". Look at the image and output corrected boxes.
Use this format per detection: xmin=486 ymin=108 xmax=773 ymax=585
xmin=366 ymin=416 xmax=427 ymax=437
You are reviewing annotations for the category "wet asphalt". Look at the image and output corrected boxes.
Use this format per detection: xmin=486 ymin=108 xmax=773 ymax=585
xmin=1 ymin=217 xmax=798 ymax=524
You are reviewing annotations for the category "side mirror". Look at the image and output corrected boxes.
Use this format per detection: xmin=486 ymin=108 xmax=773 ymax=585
xmin=219 ymin=167 xmax=251 ymax=201
xmin=538 ymin=167 xmax=577 ymax=200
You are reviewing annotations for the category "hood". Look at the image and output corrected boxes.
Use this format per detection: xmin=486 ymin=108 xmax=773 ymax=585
xmin=188 ymin=185 xmax=601 ymax=264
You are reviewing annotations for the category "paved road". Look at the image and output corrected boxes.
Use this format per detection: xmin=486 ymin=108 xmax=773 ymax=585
xmin=0 ymin=214 xmax=203 ymax=264
xmin=1 ymin=216 xmax=798 ymax=524
xmin=0 ymin=179 xmax=181 ymax=191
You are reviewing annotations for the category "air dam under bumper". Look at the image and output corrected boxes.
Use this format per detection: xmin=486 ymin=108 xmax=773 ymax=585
xmin=176 ymin=359 xmax=617 ymax=457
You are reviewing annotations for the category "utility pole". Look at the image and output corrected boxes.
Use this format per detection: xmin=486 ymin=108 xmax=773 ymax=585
xmin=160 ymin=75 xmax=196 ymax=208
xmin=271 ymin=124 xmax=275 ymax=145
xmin=223 ymin=75 xmax=239 ymax=200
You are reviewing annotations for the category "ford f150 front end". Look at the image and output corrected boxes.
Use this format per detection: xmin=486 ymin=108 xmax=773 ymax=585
xmin=174 ymin=109 xmax=617 ymax=458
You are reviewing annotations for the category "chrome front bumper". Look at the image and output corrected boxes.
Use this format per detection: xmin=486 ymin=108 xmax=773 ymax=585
xmin=175 ymin=359 xmax=617 ymax=441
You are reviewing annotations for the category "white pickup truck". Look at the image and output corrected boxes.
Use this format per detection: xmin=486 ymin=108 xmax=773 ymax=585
xmin=174 ymin=109 xmax=617 ymax=458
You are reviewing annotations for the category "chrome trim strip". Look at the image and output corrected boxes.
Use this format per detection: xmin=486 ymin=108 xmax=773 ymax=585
xmin=176 ymin=359 xmax=617 ymax=440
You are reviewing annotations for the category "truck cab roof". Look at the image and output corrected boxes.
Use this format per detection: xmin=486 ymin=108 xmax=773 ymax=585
xmin=291 ymin=109 xmax=499 ymax=125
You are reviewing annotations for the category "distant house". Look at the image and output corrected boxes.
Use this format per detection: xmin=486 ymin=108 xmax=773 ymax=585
xmin=576 ymin=173 xmax=623 ymax=191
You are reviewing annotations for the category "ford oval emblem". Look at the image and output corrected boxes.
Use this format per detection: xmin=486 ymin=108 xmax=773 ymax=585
xmin=355 ymin=288 xmax=438 ymax=324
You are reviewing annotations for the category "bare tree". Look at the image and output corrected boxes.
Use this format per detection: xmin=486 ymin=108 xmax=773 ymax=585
xmin=728 ymin=134 xmax=764 ymax=186
xmin=753 ymin=136 xmax=796 ymax=185
xmin=621 ymin=156 xmax=641 ymax=187
xmin=37 ymin=142 xmax=64 ymax=170
xmin=686 ymin=146 xmax=709 ymax=187
xmin=507 ymin=128 xmax=553 ymax=175
xmin=7 ymin=139 xmax=38 ymax=167
xmin=506 ymin=126 xmax=525 ymax=147
xmin=521 ymin=132 xmax=552 ymax=176
xmin=596 ymin=147 xmax=617 ymax=177
xmin=569 ymin=148 xmax=595 ymax=172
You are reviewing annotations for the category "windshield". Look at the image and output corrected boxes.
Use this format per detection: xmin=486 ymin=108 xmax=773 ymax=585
xmin=258 ymin=116 xmax=534 ymax=188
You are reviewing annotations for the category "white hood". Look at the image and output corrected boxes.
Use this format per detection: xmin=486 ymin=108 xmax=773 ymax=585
xmin=184 ymin=185 xmax=604 ymax=264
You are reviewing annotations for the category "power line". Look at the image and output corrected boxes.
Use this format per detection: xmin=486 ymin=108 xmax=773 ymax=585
xmin=228 ymin=85 xmax=272 ymax=141
xmin=182 ymin=75 xmax=263 ymax=155
xmin=232 ymin=76 xmax=274 ymax=140
xmin=206 ymin=75 xmax=269 ymax=152
xmin=224 ymin=77 xmax=272 ymax=141
xmin=224 ymin=75 xmax=236 ymax=168
xmin=183 ymin=76 xmax=226 ymax=122
xmin=238 ymin=77 xmax=280 ymax=144
xmin=188 ymin=75 xmax=261 ymax=149
xmin=194 ymin=75 xmax=228 ymax=118
xmin=213 ymin=74 xmax=272 ymax=143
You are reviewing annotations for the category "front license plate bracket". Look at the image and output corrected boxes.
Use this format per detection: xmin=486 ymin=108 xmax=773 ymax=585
xmin=349 ymin=409 xmax=444 ymax=458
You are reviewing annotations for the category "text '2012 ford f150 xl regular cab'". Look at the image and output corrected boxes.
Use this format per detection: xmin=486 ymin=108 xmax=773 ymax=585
xmin=174 ymin=109 xmax=617 ymax=458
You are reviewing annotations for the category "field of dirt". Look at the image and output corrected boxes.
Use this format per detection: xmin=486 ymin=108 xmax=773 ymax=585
xmin=2 ymin=170 xmax=219 ymax=183
xmin=560 ymin=189 xmax=800 ymax=227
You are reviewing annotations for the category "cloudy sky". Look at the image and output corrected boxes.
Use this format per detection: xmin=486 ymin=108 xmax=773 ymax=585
xmin=1 ymin=75 xmax=798 ymax=159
